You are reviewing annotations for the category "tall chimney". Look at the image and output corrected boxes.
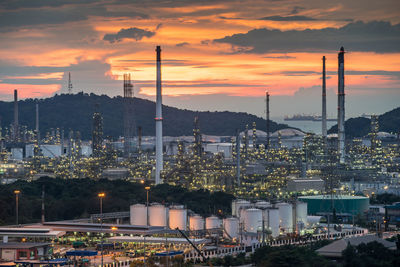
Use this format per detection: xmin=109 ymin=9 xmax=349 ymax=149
xmin=13 ymin=89 xmax=19 ymax=141
xmin=266 ymin=91 xmax=270 ymax=150
xmin=337 ymin=47 xmax=345 ymax=163
xmin=322 ymin=56 xmax=327 ymax=141
xmin=236 ymin=129 xmax=241 ymax=185
xmin=36 ymin=103 xmax=40 ymax=143
xmin=155 ymin=46 xmax=163 ymax=184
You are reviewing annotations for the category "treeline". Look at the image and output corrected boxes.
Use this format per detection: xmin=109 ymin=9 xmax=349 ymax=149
xmin=0 ymin=93 xmax=289 ymax=140
xmin=328 ymin=106 xmax=400 ymax=138
xmin=0 ymin=177 xmax=234 ymax=225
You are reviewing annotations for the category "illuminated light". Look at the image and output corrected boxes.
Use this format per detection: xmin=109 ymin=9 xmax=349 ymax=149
xmin=98 ymin=192 xmax=106 ymax=198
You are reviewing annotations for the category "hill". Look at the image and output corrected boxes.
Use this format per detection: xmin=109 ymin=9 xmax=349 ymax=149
xmin=0 ymin=93 xmax=289 ymax=140
xmin=328 ymin=107 xmax=400 ymax=138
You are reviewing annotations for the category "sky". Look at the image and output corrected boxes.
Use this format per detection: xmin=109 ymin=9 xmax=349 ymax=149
xmin=0 ymin=0 xmax=399 ymax=119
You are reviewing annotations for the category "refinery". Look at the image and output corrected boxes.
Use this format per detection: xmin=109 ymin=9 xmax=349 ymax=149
xmin=0 ymin=45 xmax=399 ymax=267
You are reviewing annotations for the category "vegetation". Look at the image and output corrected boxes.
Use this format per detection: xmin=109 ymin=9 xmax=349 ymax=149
xmin=328 ymin=106 xmax=400 ymax=138
xmin=370 ymin=193 xmax=400 ymax=204
xmin=0 ymin=177 xmax=234 ymax=225
xmin=0 ymin=93 xmax=290 ymax=139
xmin=342 ymin=241 xmax=400 ymax=267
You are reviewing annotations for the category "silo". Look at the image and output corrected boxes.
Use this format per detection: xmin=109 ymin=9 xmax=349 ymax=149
xmin=233 ymin=199 xmax=251 ymax=217
xmin=223 ymin=217 xmax=239 ymax=239
xmin=277 ymin=203 xmax=293 ymax=233
xmin=130 ymin=204 xmax=147 ymax=226
xmin=267 ymin=208 xmax=280 ymax=238
xmin=169 ymin=207 xmax=187 ymax=230
xmin=149 ymin=204 xmax=168 ymax=227
xmin=244 ymin=208 xmax=262 ymax=233
xmin=189 ymin=215 xmax=204 ymax=231
xmin=205 ymin=216 xmax=221 ymax=230
xmin=295 ymin=202 xmax=308 ymax=226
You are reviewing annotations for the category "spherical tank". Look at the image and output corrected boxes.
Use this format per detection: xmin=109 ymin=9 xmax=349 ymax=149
xmin=149 ymin=204 xmax=167 ymax=227
xmin=130 ymin=204 xmax=147 ymax=226
xmin=205 ymin=216 xmax=221 ymax=230
xmin=277 ymin=203 xmax=293 ymax=233
xmin=244 ymin=208 xmax=262 ymax=233
xmin=189 ymin=215 xmax=204 ymax=231
xmin=295 ymin=202 xmax=308 ymax=226
xmin=267 ymin=208 xmax=280 ymax=238
xmin=169 ymin=208 xmax=187 ymax=230
xmin=223 ymin=217 xmax=239 ymax=239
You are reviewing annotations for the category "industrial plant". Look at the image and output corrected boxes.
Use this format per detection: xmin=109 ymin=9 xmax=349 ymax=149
xmin=0 ymin=45 xmax=399 ymax=266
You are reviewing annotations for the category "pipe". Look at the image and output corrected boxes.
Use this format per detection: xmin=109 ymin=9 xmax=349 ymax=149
xmin=155 ymin=46 xmax=163 ymax=184
xmin=337 ymin=47 xmax=345 ymax=164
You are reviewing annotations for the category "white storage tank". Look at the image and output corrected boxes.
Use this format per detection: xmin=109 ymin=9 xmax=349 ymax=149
xmin=130 ymin=204 xmax=147 ymax=226
xmin=277 ymin=203 xmax=293 ymax=233
xmin=295 ymin=202 xmax=308 ymax=226
xmin=232 ymin=199 xmax=251 ymax=217
xmin=267 ymin=208 xmax=280 ymax=238
xmin=169 ymin=207 xmax=187 ymax=230
xmin=255 ymin=201 xmax=271 ymax=209
xmin=189 ymin=215 xmax=204 ymax=231
xmin=149 ymin=204 xmax=168 ymax=227
xmin=244 ymin=208 xmax=262 ymax=233
xmin=205 ymin=216 xmax=221 ymax=230
xmin=223 ymin=217 xmax=239 ymax=239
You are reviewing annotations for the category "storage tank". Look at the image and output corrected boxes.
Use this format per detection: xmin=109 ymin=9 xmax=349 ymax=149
xmin=205 ymin=216 xmax=221 ymax=230
xmin=233 ymin=199 xmax=251 ymax=217
xmin=255 ymin=201 xmax=271 ymax=209
xmin=267 ymin=208 xmax=280 ymax=238
xmin=169 ymin=207 xmax=187 ymax=230
xmin=148 ymin=204 xmax=167 ymax=227
xmin=223 ymin=217 xmax=239 ymax=239
xmin=244 ymin=208 xmax=262 ymax=233
xmin=277 ymin=203 xmax=293 ymax=233
xmin=295 ymin=202 xmax=308 ymax=226
xmin=189 ymin=215 xmax=204 ymax=231
xmin=130 ymin=204 xmax=147 ymax=226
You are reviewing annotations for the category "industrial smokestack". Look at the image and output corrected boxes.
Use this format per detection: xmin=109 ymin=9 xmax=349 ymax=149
xmin=13 ymin=89 xmax=19 ymax=142
xmin=236 ymin=129 xmax=241 ymax=185
xmin=322 ymin=56 xmax=327 ymax=141
xmin=266 ymin=91 xmax=270 ymax=150
xmin=36 ymin=103 xmax=40 ymax=143
xmin=337 ymin=47 xmax=345 ymax=163
xmin=155 ymin=46 xmax=163 ymax=184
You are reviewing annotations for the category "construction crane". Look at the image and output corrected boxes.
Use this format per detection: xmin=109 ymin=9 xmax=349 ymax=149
xmin=175 ymin=228 xmax=213 ymax=267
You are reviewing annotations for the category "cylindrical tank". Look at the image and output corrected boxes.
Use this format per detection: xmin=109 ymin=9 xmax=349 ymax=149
xmin=223 ymin=217 xmax=239 ymax=239
xmin=148 ymin=204 xmax=167 ymax=227
xmin=295 ymin=202 xmax=308 ymax=226
xmin=205 ymin=216 xmax=221 ymax=230
xmin=277 ymin=203 xmax=293 ymax=233
xmin=130 ymin=204 xmax=147 ymax=226
xmin=244 ymin=208 xmax=262 ymax=233
xmin=169 ymin=208 xmax=187 ymax=230
xmin=255 ymin=201 xmax=271 ymax=209
xmin=267 ymin=208 xmax=280 ymax=238
xmin=233 ymin=199 xmax=251 ymax=217
xmin=189 ymin=215 xmax=204 ymax=231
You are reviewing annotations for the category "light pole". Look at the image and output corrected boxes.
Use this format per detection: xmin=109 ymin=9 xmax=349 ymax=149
xmin=98 ymin=192 xmax=106 ymax=267
xmin=14 ymin=190 xmax=20 ymax=225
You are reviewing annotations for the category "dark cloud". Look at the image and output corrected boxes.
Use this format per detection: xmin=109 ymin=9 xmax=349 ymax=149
xmin=214 ymin=21 xmax=400 ymax=53
xmin=103 ymin=27 xmax=155 ymax=43
xmin=0 ymin=0 xmax=97 ymax=9
xmin=260 ymin=15 xmax=317 ymax=21
xmin=290 ymin=6 xmax=304 ymax=15
xmin=263 ymin=55 xmax=296 ymax=59
xmin=176 ymin=42 xmax=189 ymax=47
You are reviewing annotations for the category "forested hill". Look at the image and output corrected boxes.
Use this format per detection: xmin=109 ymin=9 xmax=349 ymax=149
xmin=0 ymin=93 xmax=289 ymax=140
xmin=328 ymin=107 xmax=400 ymax=138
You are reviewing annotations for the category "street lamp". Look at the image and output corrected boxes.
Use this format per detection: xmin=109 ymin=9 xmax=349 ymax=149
xmin=98 ymin=192 xmax=106 ymax=267
xmin=14 ymin=190 xmax=20 ymax=225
